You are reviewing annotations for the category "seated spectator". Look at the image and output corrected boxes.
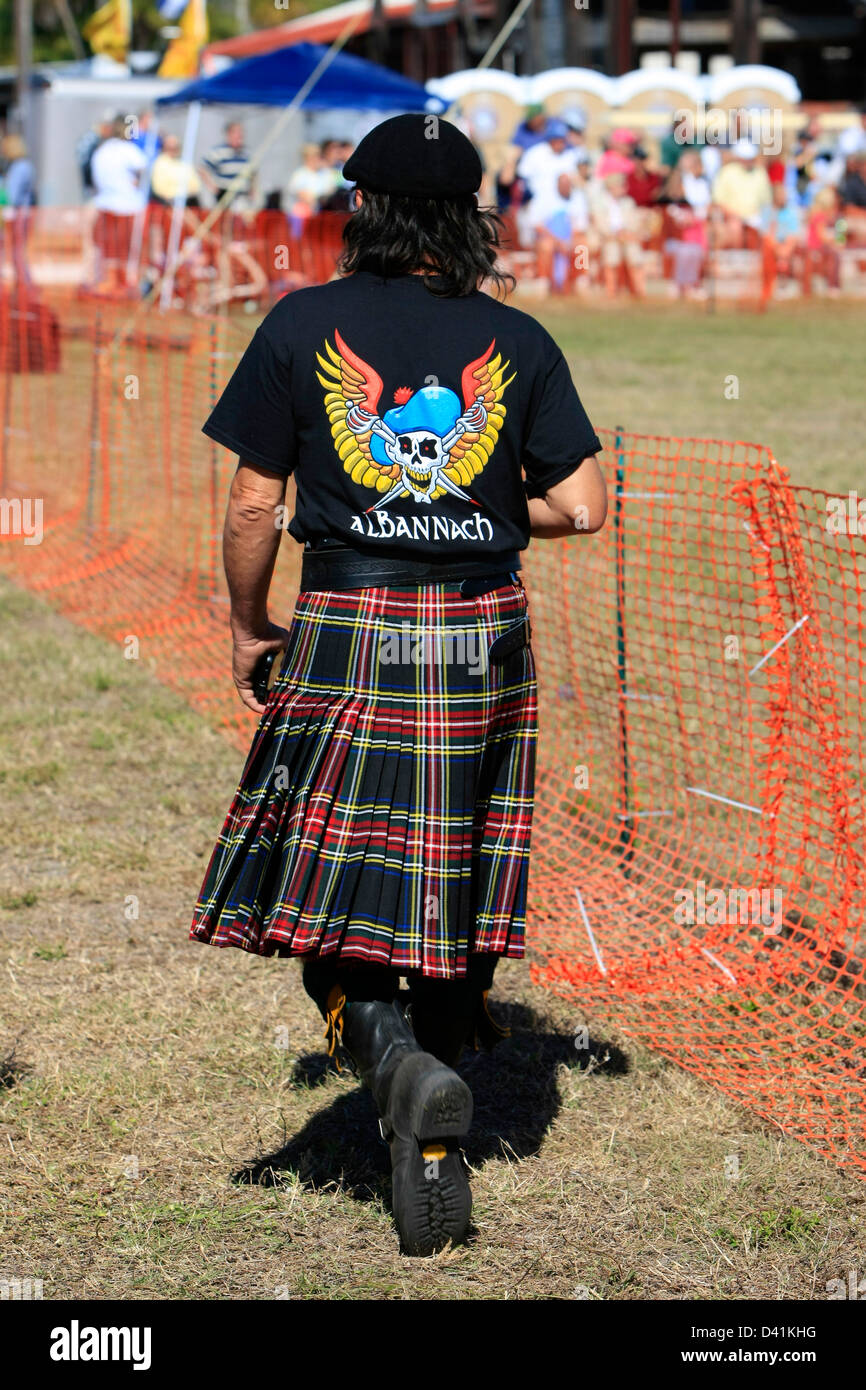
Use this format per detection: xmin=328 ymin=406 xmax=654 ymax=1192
xmin=837 ymin=105 xmax=866 ymax=161
xmin=699 ymin=138 xmax=723 ymax=183
xmin=678 ymin=149 xmax=711 ymax=218
xmin=516 ymin=121 xmax=574 ymax=238
xmin=659 ymin=119 xmax=686 ymax=173
xmin=804 ymin=148 xmax=845 ymax=206
xmin=563 ymin=120 xmax=592 ymax=168
xmin=712 ymin=140 xmax=772 ymax=244
xmin=511 ymin=104 xmax=552 ymax=152
xmin=839 ymin=154 xmax=866 ymax=210
xmin=792 ymin=116 xmax=822 ymax=202
xmin=805 ymin=187 xmax=842 ymax=294
xmin=658 ymin=167 xmax=707 ymax=300
xmin=318 ymin=138 xmax=354 ymax=212
xmin=517 ymin=121 xmax=571 ymax=197
xmin=150 ymin=134 xmax=200 ymax=206
xmin=287 ymin=144 xmax=331 ymax=235
xmin=596 ymin=129 xmax=637 ymax=181
xmin=589 ymin=171 xmax=645 ymax=299
xmin=528 ymin=170 xmax=591 ymax=294
xmin=761 ymin=182 xmax=802 ymax=246
xmin=760 ymin=183 xmax=803 ymax=291
xmin=495 ymin=144 xmax=530 ymax=213
xmin=626 ymin=145 xmax=664 ymax=207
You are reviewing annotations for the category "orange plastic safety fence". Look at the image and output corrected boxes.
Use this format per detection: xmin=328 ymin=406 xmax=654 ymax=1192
xmin=1 ymin=295 xmax=864 ymax=1173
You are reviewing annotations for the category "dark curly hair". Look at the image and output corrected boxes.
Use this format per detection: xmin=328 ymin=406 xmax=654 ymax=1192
xmin=336 ymin=188 xmax=516 ymax=299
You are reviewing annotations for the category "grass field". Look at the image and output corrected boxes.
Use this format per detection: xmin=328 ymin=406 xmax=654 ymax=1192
xmin=536 ymin=298 xmax=866 ymax=493
xmin=1 ymin=301 xmax=864 ymax=1300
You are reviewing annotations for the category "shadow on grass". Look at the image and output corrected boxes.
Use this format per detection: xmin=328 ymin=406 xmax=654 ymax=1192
xmin=232 ymin=1003 xmax=629 ymax=1203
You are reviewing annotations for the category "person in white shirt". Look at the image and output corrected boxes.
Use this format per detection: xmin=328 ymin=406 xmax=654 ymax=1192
xmin=679 ymin=149 xmax=711 ymax=218
xmin=90 ymin=116 xmax=147 ymax=294
xmin=838 ymin=108 xmax=866 ymax=160
xmin=516 ymin=120 xmax=575 ymax=239
xmin=287 ymin=144 xmax=334 ymax=236
xmin=91 ymin=117 xmax=147 ymax=215
xmin=529 ymin=170 xmax=591 ymax=293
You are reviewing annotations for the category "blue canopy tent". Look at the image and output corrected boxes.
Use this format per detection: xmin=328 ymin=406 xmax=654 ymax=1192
xmin=155 ymin=42 xmax=446 ymax=111
xmin=149 ymin=42 xmax=446 ymax=305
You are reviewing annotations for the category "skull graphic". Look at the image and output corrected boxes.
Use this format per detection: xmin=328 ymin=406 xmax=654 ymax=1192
xmin=385 ymin=429 xmax=448 ymax=503
xmin=359 ymin=381 xmax=489 ymax=509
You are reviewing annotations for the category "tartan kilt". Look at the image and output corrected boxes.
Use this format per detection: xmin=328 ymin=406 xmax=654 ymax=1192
xmin=190 ymin=579 xmax=538 ymax=979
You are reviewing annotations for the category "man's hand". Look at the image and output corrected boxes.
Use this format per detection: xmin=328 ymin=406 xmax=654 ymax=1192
xmin=224 ymin=461 xmax=290 ymax=712
xmin=232 ymin=621 xmax=291 ymax=716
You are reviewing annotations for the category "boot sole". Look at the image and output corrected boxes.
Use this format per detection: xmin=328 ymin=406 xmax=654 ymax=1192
xmin=402 ymin=1054 xmax=473 ymax=1143
xmin=387 ymin=1053 xmax=473 ymax=1257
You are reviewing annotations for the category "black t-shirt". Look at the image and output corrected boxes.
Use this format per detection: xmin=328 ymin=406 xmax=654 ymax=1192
xmin=202 ymin=269 xmax=602 ymax=560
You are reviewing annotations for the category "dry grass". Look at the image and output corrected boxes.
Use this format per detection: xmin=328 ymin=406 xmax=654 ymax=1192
xmin=1 ymin=576 xmax=864 ymax=1300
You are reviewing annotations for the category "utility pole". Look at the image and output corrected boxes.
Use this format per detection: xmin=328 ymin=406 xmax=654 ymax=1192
xmin=606 ymin=0 xmax=634 ymax=77
xmin=539 ymin=0 xmax=565 ymax=72
xmin=15 ymin=0 xmax=34 ymax=142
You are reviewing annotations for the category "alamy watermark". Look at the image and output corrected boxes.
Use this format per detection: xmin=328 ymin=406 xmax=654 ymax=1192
xmin=379 ymin=622 xmax=487 ymax=675
xmin=674 ymin=106 xmax=783 ymax=157
xmin=1 ymin=1276 xmax=43 ymax=1300
xmin=0 ymin=496 xmax=43 ymax=545
xmin=674 ymin=880 xmax=783 ymax=933
xmin=826 ymin=491 xmax=866 ymax=535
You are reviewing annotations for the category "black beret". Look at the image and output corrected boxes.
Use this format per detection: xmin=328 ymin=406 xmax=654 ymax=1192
xmin=342 ymin=114 xmax=482 ymax=199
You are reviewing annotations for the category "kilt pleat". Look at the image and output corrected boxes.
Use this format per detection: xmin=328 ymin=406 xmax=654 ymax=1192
xmin=190 ymin=581 xmax=538 ymax=979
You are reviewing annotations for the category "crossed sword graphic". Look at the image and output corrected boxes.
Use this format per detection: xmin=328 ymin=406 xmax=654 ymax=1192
xmin=345 ymin=398 xmax=488 ymax=510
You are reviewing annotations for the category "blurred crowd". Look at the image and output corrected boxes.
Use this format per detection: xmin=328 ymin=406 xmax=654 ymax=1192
xmin=0 ymin=110 xmax=358 ymax=304
xmin=494 ymin=102 xmax=866 ymax=298
xmin=64 ymin=112 xmax=356 ymax=303
xmin=493 ymin=102 xmax=866 ymax=299
xmin=2 ymin=99 xmax=865 ymax=303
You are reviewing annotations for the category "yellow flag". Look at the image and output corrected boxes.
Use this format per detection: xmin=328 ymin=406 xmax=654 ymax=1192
xmin=158 ymin=0 xmax=209 ymax=79
xmin=82 ymin=0 xmax=132 ymax=63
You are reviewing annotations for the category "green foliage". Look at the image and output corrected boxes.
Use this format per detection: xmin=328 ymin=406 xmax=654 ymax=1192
xmin=0 ymin=890 xmax=39 ymax=910
xmin=33 ymin=942 xmax=68 ymax=960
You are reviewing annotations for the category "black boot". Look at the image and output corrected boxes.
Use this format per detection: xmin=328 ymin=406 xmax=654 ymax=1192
xmin=301 ymin=960 xmax=473 ymax=1256
xmin=342 ymin=999 xmax=473 ymax=1257
xmin=407 ymin=955 xmax=510 ymax=1068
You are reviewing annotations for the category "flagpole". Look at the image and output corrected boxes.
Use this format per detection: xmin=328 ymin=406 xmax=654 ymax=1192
xmin=51 ymin=0 xmax=87 ymax=62
xmin=128 ymin=117 xmax=160 ymax=291
xmin=160 ymin=100 xmax=201 ymax=310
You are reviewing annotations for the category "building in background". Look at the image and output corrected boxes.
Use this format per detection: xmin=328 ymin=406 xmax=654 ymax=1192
xmin=204 ymin=0 xmax=866 ymax=102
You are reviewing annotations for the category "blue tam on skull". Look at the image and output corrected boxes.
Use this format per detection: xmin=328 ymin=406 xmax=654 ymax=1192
xmin=370 ymin=385 xmax=462 ymax=468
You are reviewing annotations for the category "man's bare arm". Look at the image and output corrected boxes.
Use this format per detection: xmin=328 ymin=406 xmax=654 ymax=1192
xmin=528 ymin=455 xmax=608 ymax=538
xmin=224 ymin=460 xmax=290 ymax=713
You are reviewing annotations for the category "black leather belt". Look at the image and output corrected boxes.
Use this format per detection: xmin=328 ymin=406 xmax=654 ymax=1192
xmin=300 ymin=543 xmax=522 ymax=596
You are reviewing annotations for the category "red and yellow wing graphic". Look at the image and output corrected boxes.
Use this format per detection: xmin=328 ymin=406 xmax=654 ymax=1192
xmin=315 ymin=329 xmax=401 ymax=494
xmin=432 ymin=340 xmax=515 ymax=501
